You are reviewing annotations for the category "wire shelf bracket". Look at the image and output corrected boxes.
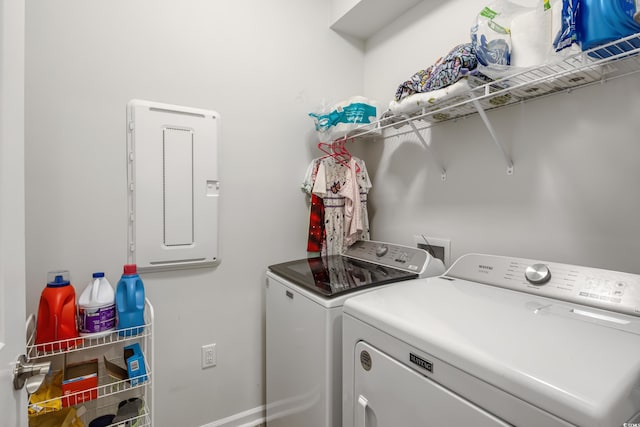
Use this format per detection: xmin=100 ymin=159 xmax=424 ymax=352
xmin=470 ymin=98 xmax=514 ymax=175
xmin=404 ymin=116 xmax=447 ymax=181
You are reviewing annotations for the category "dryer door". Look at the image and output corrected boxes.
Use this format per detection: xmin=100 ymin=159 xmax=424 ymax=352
xmin=353 ymin=341 xmax=510 ymax=427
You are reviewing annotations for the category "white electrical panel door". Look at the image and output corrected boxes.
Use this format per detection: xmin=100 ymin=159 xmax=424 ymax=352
xmin=127 ymin=99 xmax=220 ymax=271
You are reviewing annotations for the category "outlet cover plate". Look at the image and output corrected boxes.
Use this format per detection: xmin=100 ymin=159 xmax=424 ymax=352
xmin=201 ymin=343 xmax=217 ymax=369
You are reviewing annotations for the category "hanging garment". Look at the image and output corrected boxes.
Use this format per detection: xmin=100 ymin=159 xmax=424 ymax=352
xmin=302 ymin=159 xmax=325 ymax=252
xmin=340 ymin=157 xmax=363 ymax=247
xmin=307 ymin=194 xmax=324 ymax=252
xmin=311 ymin=156 xmax=371 ymax=256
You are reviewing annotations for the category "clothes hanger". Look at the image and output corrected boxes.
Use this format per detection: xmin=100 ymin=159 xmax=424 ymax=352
xmin=316 ymin=142 xmax=334 ymax=159
xmin=331 ymin=137 xmax=360 ymax=173
xmin=316 ymin=141 xmax=351 ymax=169
xmin=316 ymin=138 xmax=361 ymax=173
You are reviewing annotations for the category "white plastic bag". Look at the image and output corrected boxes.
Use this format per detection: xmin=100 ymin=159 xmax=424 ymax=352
xmin=471 ymin=0 xmax=554 ymax=78
xmin=309 ymin=96 xmax=379 ymax=142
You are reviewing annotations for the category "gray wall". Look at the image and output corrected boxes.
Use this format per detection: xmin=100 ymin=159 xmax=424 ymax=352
xmin=23 ymin=0 xmax=640 ymax=426
xmin=25 ymin=1 xmax=363 ymax=426
xmin=361 ymin=0 xmax=640 ymax=273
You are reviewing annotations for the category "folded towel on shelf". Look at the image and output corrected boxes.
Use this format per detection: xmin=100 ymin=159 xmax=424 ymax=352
xmin=387 ymin=74 xmax=529 ymax=125
xmin=389 ymin=79 xmax=473 ymax=116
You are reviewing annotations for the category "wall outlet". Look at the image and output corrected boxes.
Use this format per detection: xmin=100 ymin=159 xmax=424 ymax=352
xmin=201 ymin=343 xmax=217 ymax=369
xmin=414 ymin=235 xmax=451 ymax=268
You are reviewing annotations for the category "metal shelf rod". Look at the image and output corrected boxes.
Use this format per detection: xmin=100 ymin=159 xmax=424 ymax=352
xmin=470 ymin=99 xmax=514 ymax=175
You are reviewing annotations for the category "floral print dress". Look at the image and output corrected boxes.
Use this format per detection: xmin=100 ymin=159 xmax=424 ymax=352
xmin=302 ymin=156 xmax=371 ymax=256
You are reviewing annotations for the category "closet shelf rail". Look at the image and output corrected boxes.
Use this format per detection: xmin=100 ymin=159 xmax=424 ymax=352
xmin=345 ymin=32 xmax=640 ymax=175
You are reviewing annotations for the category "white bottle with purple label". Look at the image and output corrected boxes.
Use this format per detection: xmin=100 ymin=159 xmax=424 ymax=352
xmin=78 ymin=272 xmax=116 ymax=338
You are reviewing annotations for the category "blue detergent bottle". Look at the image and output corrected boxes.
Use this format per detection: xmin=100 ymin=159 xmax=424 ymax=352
xmin=578 ymin=0 xmax=640 ymax=56
xmin=116 ymin=264 xmax=145 ymax=337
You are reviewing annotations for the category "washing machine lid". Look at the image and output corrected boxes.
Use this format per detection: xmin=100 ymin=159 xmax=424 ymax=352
xmin=344 ymin=271 xmax=640 ymax=426
xmin=268 ymin=255 xmax=418 ymax=298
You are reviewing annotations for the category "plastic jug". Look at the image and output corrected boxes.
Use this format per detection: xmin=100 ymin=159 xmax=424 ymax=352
xmin=578 ymin=0 xmax=640 ymax=55
xmin=116 ymin=264 xmax=145 ymax=337
xmin=35 ymin=270 xmax=80 ymax=352
xmin=78 ymin=272 xmax=116 ymax=338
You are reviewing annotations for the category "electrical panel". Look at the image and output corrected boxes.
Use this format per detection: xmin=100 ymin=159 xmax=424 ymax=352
xmin=127 ymin=99 xmax=220 ymax=271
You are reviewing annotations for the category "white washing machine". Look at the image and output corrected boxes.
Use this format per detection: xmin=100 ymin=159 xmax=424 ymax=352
xmin=343 ymin=253 xmax=640 ymax=427
xmin=266 ymin=240 xmax=444 ymax=427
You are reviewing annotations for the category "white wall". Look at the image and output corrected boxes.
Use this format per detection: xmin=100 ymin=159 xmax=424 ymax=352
xmin=22 ymin=0 xmax=640 ymax=425
xmin=360 ymin=0 xmax=640 ymax=273
xmin=1 ymin=0 xmax=27 ymax=425
xmin=24 ymin=1 xmax=363 ymax=426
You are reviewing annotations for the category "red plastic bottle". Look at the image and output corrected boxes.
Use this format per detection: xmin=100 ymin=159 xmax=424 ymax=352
xmin=35 ymin=270 xmax=80 ymax=352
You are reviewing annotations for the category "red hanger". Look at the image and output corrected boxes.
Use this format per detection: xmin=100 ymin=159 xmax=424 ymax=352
xmin=316 ymin=138 xmax=360 ymax=173
xmin=332 ymin=137 xmax=360 ymax=173
xmin=316 ymin=141 xmax=349 ymax=169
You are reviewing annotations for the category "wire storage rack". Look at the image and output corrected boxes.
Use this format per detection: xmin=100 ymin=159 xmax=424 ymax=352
xmin=26 ymin=299 xmax=154 ymax=427
xmin=344 ymin=32 xmax=640 ymax=179
xmin=358 ymin=32 xmax=640 ymax=135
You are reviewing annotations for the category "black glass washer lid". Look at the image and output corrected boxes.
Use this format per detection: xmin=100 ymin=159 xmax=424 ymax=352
xmin=268 ymin=255 xmax=418 ymax=298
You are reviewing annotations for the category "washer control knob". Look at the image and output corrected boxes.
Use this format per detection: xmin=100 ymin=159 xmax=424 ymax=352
xmin=375 ymin=245 xmax=388 ymax=257
xmin=525 ymin=264 xmax=551 ymax=285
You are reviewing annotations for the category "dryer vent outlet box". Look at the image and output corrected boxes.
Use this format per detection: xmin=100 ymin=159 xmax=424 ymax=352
xmin=414 ymin=235 xmax=450 ymax=268
xmin=127 ymin=99 xmax=220 ymax=272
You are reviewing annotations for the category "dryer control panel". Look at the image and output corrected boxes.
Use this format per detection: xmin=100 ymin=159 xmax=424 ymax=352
xmin=446 ymin=254 xmax=640 ymax=317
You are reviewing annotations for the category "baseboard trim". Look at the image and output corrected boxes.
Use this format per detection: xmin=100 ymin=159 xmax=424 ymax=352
xmin=200 ymin=404 xmax=266 ymax=427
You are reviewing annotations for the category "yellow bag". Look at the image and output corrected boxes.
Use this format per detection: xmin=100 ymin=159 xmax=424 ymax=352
xmin=28 ymin=370 xmax=64 ymax=416
xmin=28 ymin=407 xmax=84 ymax=427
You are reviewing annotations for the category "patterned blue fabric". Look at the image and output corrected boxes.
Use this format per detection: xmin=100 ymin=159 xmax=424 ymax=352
xmin=394 ymin=43 xmax=478 ymax=102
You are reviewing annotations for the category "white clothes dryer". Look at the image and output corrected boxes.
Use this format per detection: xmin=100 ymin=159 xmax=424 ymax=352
xmin=343 ymin=253 xmax=640 ymax=427
xmin=266 ymin=240 xmax=444 ymax=427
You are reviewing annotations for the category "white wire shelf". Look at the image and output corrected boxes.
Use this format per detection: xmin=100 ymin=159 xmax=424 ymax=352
xmin=26 ymin=322 xmax=152 ymax=360
xmin=343 ymin=33 xmax=640 ymax=178
xmin=27 ymin=369 xmax=151 ymax=415
xmin=355 ymin=32 xmax=640 ymax=137
xmin=28 ymin=408 xmax=151 ymax=427
xmin=26 ymin=301 xmax=152 ymax=360
xmin=29 ymin=400 xmax=152 ymax=427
